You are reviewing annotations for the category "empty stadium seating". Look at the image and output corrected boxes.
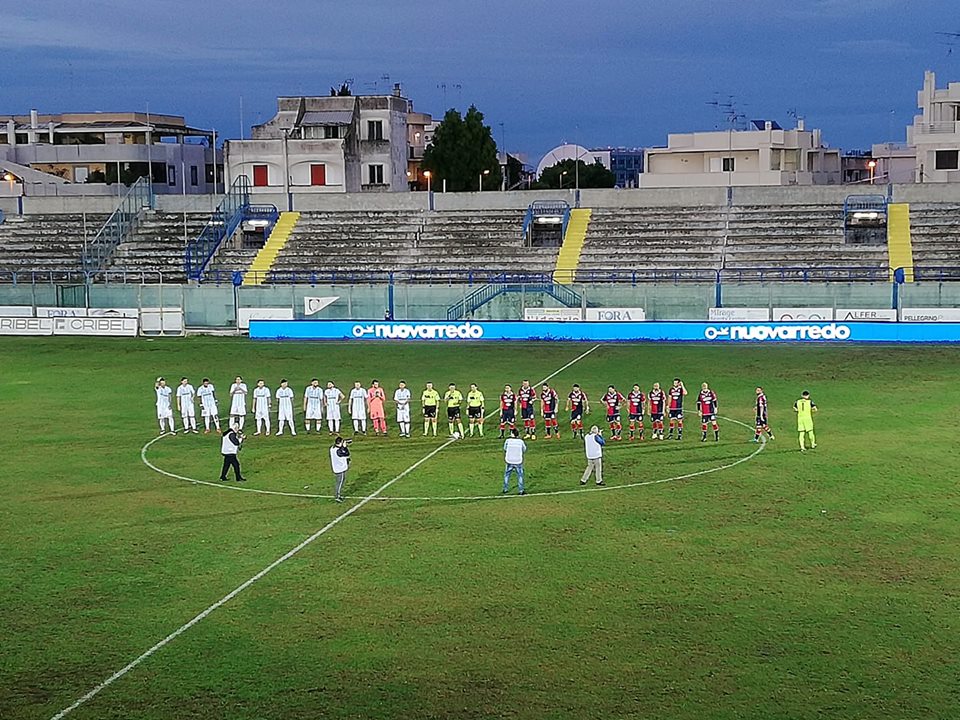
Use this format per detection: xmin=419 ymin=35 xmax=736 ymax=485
xmin=900 ymin=203 xmax=960 ymax=268
xmin=0 ymin=213 xmax=106 ymax=279
xmin=577 ymin=206 xmax=727 ymax=279
xmin=722 ymin=204 xmax=889 ymax=277
xmin=106 ymin=211 xmax=208 ymax=282
xmin=264 ymin=209 xmax=557 ymax=281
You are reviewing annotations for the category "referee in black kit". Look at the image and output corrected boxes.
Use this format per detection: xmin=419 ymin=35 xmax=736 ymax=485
xmin=219 ymin=424 xmax=246 ymax=482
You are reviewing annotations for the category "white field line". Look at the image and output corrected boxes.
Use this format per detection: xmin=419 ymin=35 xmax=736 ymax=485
xmin=52 ymin=343 xmax=602 ymax=719
xmin=143 ymin=417 xmax=764 ymax=502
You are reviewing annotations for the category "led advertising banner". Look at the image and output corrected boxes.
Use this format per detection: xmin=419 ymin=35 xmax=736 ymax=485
xmin=250 ymin=320 xmax=960 ymax=343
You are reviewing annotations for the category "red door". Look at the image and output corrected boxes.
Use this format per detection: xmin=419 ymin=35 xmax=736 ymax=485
xmin=310 ymin=164 xmax=327 ymax=186
xmin=252 ymin=164 xmax=268 ymax=187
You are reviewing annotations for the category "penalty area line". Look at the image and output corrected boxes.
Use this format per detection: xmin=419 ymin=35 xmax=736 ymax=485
xmin=54 ymin=343 xmax=602 ymax=719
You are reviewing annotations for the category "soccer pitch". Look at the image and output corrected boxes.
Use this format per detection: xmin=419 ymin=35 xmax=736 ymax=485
xmin=2 ymin=337 xmax=958 ymax=720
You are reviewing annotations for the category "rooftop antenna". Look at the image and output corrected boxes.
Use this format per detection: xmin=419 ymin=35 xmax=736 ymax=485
xmin=706 ymin=94 xmax=746 ymax=131
xmin=936 ymin=31 xmax=960 ymax=55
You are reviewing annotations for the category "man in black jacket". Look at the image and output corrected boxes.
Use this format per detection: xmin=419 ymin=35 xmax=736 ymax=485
xmin=219 ymin=424 xmax=246 ymax=482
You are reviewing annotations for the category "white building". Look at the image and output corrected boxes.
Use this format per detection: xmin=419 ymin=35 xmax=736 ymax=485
xmin=0 ymin=110 xmax=219 ymax=194
xmin=536 ymin=144 xmax=611 ymax=178
xmin=225 ymin=86 xmax=413 ymax=194
xmin=907 ymin=70 xmax=960 ymax=183
xmin=639 ymin=120 xmax=841 ymax=188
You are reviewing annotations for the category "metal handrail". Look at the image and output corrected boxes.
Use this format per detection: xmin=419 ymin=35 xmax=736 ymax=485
xmin=80 ymin=177 xmax=153 ymax=274
xmin=185 ymin=176 xmax=250 ymax=281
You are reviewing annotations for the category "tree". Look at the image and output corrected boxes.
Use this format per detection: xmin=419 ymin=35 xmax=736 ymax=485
xmin=421 ymin=105 xmax=501 ymax=192
xmin=537 ymin=159 xmax=616 ymax=189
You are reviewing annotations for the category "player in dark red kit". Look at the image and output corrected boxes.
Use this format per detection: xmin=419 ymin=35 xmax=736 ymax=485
xmin=754 ymin=386 xmax=775 ymax=442
xmin=667 ymin=377 xmax=687 ymax=440
xmin=499 ymin=384 xmax=517 ymax=439
xmin=602 ymin=385 xmax=626 ymax=440
xmin=540 ymin=381 xmax=561 ymax=439
xmin=697 ymin=382 xmax=720 ymax=442
xmin=627 ymin=384 xmax=646 ymax=441
xmin=566 ymin=384 xmax=589 ymax=439
xmin=648 ymin=382 xmax=666 ymax=440
xmin=518 ymin=379 xmax=538 ymax=440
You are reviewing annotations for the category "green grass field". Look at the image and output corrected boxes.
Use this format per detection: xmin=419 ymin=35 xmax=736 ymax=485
xmin=2 ymin=337 xmax=959 ymax=720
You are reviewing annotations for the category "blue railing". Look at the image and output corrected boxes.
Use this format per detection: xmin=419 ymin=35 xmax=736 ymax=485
xmin=446 ymin=274 xmax=584 ymax=320
xmin=522 ymin=200 xmax=571 ymax=243
xmin=185 ymin=176 xmax=250 ymax=281
xmin=80 ymin=177 xmax=153 ymax=275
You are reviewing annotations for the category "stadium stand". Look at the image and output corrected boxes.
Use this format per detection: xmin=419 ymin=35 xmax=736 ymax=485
xmin=723 ymin=204 xmax=889 ymax=276
xmin=901 ymin=203 xmax=960 ymax=268
xmin=576 ymin=206 xmax=727 ymax=278
xmin=106 ymin=212 xmax=208 ymax=282
xmin=0 ymin=213 xmax=107 ymax=279
xmin=260 ymin=209 xmax=557 ymax=281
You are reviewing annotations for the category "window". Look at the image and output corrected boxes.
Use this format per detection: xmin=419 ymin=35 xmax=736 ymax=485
xmin=167 ymin=165 xmax=176 ymax=186
xmin=935 ymin=150 xmax=959 ymax=170
xmin=367 ymin=120 xmax=384 ymax=141
xmin=190 ymin=165 xmax=198 ymax=186
xmin=310 ymin=164 xmax=327 ymax=186
xmin=368 ymin=164 xmax=384 ymax=184
xmin=722 ymin=157 xmax=735 ymax=172
xmin=325 ymin=125 xmax=340 ymax=139
xmin=253 ymin=164 xmax=268 ymax=187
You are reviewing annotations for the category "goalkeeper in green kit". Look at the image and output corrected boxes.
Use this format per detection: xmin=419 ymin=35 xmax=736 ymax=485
xmin=794 ymin=391 xmax=818 ymax=452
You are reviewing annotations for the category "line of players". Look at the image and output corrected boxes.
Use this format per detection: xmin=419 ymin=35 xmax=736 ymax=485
xmin=155 ymin=376 xmax=776 ymax=443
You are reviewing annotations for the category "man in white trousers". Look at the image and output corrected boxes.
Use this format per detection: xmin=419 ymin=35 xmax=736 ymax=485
xmin=303 ymin=378 xmax=324 ymax=433
xmin=275 ymin=379 xmax=296 ymax=436
xmin=253 ymin=379 xmax=272 ymax=436
xmin=349 ymin=381 xmax=368 ymax=435
xmin=229 ymin=376 xmax=248 ymax=430
xmin=324 ymin=381 xmax=344 ymax=434
xmin=197 ymin=378 xmax=221 ymax=434
xmin=394 ymin=380 xmax=412 ymax=438
xmin=177 ymin=377 xmax=198 ymax=434
xmin=155 ymin=377 xmax=175 ymax=434
xmin=581 ymin=425 xmax=606 ymax=486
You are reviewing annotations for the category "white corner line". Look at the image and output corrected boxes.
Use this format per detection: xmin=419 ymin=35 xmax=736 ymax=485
xmin=52 ymin=343 xmax=602 ymax=719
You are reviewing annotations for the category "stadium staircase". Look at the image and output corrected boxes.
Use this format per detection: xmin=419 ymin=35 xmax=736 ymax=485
xmin=185 ymin=176 xmax=250 ymax=281
xmin=80 ymin=177 xmax=153 ymax=277
xmin=446 ymin=275 xmax=582 ymax=320
xmin=553 ymin=208 xmax=592 ymax=285
xmin=886 ymin=203 xmax=914 ymax=282
xmin=243 ymin=211 xmax=300 ymax=286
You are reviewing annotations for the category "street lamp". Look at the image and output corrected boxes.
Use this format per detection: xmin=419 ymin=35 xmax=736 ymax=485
xmin=559 ymin=170 xmax=567 ymax=189
xmin=424 ymin=170 xmax=432 ymax=194
xmin=867 ymin=159 xmax=877 ymax=185
xmin=479 ymin=168 xmax=490 ymax=191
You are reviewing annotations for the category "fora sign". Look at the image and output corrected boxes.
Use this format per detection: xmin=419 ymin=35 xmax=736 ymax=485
xmin=704 ymin=323 xmax=852 ymax=341
xmin=585 ymin=308 xmax=646 ymax=322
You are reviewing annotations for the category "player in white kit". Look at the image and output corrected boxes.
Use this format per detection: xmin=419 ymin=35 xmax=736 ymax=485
xmin=229 ymin=376 xmax=248 ymax=430
xmin=252 ymin=379 xmax=272 ymax=436
xmin=324 ymin=381 xmax=344 ymax=434
xmin=155 ymin=377 xmax=176 ymax=434
xmin=394 ymin=380 xmax=412 ymax=438
xmin=349 ymin=381 xmax=368 ymax=435
xmin=275 ymin=379 xmax=297 ymax=436
xmin=176 ymin=377 xmax=198 ymax=433
xmin=197 ymin=378 xmax=221 ymax=434
xmin=303 ymin=378 xmax=324 ymax=433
